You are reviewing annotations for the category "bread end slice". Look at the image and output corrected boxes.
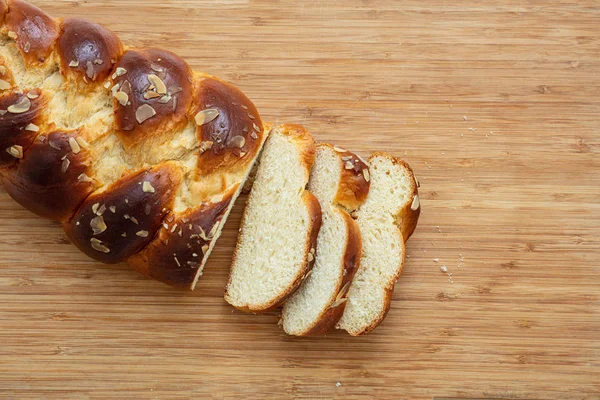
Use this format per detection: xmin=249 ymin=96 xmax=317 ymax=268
xmin=337 ymin=152 xmax=420 ymax=336
xmin=224 ymin=124 xmax=321 ymax=312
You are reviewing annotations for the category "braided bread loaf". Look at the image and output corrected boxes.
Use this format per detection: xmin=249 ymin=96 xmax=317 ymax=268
xmin=0 ymin=0 xmax=267 ymax=289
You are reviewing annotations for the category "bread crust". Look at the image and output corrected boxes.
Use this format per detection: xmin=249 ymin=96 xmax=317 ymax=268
xmin=57 ymin=17 xmax=123 ymax=86
xmin=4 ymin=0 xmax=59 ymax=66
xmin=1 ymin=128 xmax=96 ymax=222
xmin=225 ymin=124 xmax=321 ymax=312
xmin=370 ymin=151 xmax=421 ymax=241
xmin=63 ymin=162 xmax=183 ymax=264
xmin=300 ymin=210 xmax=362 ymax=335
xmin=340 ymin=152 xmax=419 ymax=336
xmin=317 ymin=144 xmax=370 ymax=212
xmin=0 ymin=2 xmax=268 ymax=288
xmin=282 ymin=145 xmax=369 ymax=336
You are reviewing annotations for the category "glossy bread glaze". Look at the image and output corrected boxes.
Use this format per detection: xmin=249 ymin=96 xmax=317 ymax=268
xmin=0 ymin=0 xmax=268 ymax=289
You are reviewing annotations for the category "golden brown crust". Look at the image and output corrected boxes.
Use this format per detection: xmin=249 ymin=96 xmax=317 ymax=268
xmin=318 ymin=144 xmax=370 ymax=212
xmin=1 ymin=129 xmax=95 ymax=222
xmin=371 ymin=151 xmax=421 ymax=241
xmin=192 ymin=76 xmax=263 ymax=174
xmin=0 ymin=1 xmax=268 ymax=290
xmin=0 ymin=1 xmax=7 ymax=25
xmin=279 ymin=124 xmax=316 ymax=178
xmin=57 ymin=18 xmax=123 ymax=86
xmin=4 ymin=0 xmax=59 ymax=66
xmin=302 ymin=211 xmax=361 ymax=336
xmin=341 ymin=151 xmax=417 ymax=336
xmin=0 ymin=88 xmax=47 ymax=168
xmin=63 ymin=162 xmax=182 ymax=264
xmin=129 ymin=185 xmax=237 ymax=289
xmin=112 ymin=49 xmax=193 ymax=147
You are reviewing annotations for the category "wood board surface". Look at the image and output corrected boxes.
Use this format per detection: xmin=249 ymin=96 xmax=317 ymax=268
xmin=0 ymin=1 xmax=598 ymax=399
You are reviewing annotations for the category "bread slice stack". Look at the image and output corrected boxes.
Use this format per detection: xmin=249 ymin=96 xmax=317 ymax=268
xmin=225 ymin=125 xmax=421 ymax=335
xmin=281 ymin=144 xmax=370 ymax=336
xmin=337 ymin=153 xmax=420 ymax=335
xmin=224 ymin=124 xmax=322 ymax=312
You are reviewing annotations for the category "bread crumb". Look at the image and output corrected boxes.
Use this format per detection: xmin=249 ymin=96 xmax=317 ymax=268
xmin=440 ymin=265 xmax=448 ymax=273
xmin=463 ymin=116 xmax=468 ymax=121
xmin=433 ymin=258 xmax=439 ymax=262
xmin=336 ymin=382 xmax=342 ymax=387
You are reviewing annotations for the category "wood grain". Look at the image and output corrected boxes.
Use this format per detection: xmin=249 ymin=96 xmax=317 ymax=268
xmin=0 ymin=1 xmax=599 ymax=399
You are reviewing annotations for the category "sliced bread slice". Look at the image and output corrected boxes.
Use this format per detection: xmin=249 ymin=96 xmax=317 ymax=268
xmin=337 ymin=152 xmax=420 ymax=336
xmin=281 ymin=144 xmax=370 ymax=335
xmin=224 ymin=124 xmax=322 ymax=312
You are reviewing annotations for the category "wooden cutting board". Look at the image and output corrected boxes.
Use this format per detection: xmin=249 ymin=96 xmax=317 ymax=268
xmin=0 ymin=1 xmax=598 ymax=399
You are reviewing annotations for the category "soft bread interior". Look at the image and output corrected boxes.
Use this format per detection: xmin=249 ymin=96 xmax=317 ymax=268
xmin=282 ymin=208 xmax=347 ymax=335
xmin=282 ymin=146 xmax=346 ymax=334
xmin=226 ymin=127 xmax=313 ymax=310
xmin=337 ymin=155 xmax=414 ymax=335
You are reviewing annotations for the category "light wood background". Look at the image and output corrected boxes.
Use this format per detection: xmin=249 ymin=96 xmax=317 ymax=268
xmin=0 ymin=1 xmax=598 ymax=399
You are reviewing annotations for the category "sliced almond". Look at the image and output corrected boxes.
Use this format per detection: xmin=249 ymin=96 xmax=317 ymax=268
xmin=114 ymin=91 xmax=128 ymax=106
xmin=411 ymin=194 xmax=420 ymax=210
xmin=23 ymin=42 xmax=30 ymax=53
xmin=77 ymin=173 xmax=93 ymax=183
xmin=142 ymin=181 xmax=155 ymax=193
xmin=7 ymin=97 xmax=31 ymax=114
xmin=90 ymin=238 xmax=110 ymax=253
xmin=48 ymin=140 xmax=61 ymax=150
xmin=362 ymin=168 xmax=370 ymax=182
xmin=336 ymin=281 xmax=352 ymax=301
xmin=194 ymin=108 xmax=219 ymax=126
xmin=201 ymin=244 xmax=209 ymax=254
xmin=25 ymin=123 xmax=39 ymax=132
xmin=147 ymin=74 xmax=167 ymax=94
xmin=199 ymin=140 xmax=213 ymax=154
xmin=329 ymin=297 xmax=348 ymax=309
xmin=143 ymin=91 xmax=161 ymax=100
xmin=307 ymin=252 xmax=314 ymax=262
xmin=136 ymin=230 xmax=149 ymax=238
xmin=227 ymin=135 xmax=245 ymax=149
xmin=0 ymin=79 xmax=10 ymax=90
xmin=75 ymin=137 xmax=89 ymax=148
xmin=344 ymin=161 xmax=354 ymax=170
xmin=26 ymin=91 xmax=39 ymax=99
xmin=209 ymin=221 xmax=220 ymax=238
xmin=135 ymin=104 xmax=156 ymax=124
xmin=7 ymin=31 xmax=17 ymax=39
xmin=109 ymin=206 xmax=116 ymax=213
xmin=90 ymin=216 xmax=107 ymax=235
xmin=91 ymin=203 xmax=100 ymax=214
xmin=6 ymin=145 xmax=23 ymax=159
xmin=333 ymin=145 xmax=346 ymax=153
xmin=68 ymin=60 xmax=79 ymax=68
xmin=61 ymin=158 xmax=70 ymax=173
xmin=85 ymin=61 xmax=95 ymax=80
xmin=68 ymin=137 xmax=81 ymax=154
xmin=157 ymin=94 xmax=171 ymax=103
xmin=112 ymin=67 xmax=127 ymax=79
